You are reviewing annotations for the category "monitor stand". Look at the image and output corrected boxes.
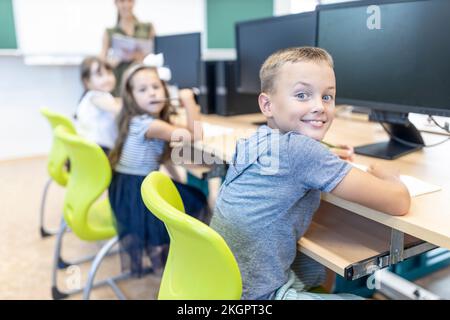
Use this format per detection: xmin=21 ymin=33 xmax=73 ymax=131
xmin=354 ymin=110 xmax=425 ymax=160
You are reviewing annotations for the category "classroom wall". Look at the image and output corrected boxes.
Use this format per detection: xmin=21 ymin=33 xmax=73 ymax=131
xmin=274 ymin=0 xmax=318 ymax=15
xmin=274 ymin=0 xmax=361 ymax=15
xmin=13 ymin=0 xmax=205 ymax=56
xmin=206 ymin=0 xmax=273 ymax=49
xmin=0 ymin=56 xmax=82 ymax=159
xmin=0 ymin=0 xmax=205 ymax=160
xmin=0 ymin=0 xmax=18 ymax=49
xmin=0 ymin=0 xmax=357 ymax=160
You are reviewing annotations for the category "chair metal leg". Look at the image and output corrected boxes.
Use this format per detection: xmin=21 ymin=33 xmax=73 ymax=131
xmin=107 ymin=278 xmax=127 ymax=300
xmin=40 ymin=178 xmax=59 ymax=237
xmin=51 ymin=218 xmax=69 ymax=299
xmin=375 ymin=269 xmax=441 ymax=300
xmin=83 ymin=236 xmax=127 ymax=300
xmin=52 ymin=227 xmax=130 ymax=300
xmin=53 ymin=272 xmax=132 ymax=300
xmin=51 ymin=218 xmax=120 ymax=271
xmin=59 ymin=245 xmax=121 ymax=269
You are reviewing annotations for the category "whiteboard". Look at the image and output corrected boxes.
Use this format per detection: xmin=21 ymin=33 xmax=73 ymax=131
xmin=13 ymin=0 xmax=204 ymax=56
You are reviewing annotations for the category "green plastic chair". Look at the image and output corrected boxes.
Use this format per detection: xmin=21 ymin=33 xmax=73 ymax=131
xmin=51 ymin=126 xmax=129 ymax=300
xmin=39 ymin=107 xmax=76 ymax=237
xmin=141 ymin=171 xmax=242 ymax=300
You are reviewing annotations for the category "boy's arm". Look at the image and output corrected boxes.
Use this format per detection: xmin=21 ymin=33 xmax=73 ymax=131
xmin=331 ymin=164 xmax=410 ymax=216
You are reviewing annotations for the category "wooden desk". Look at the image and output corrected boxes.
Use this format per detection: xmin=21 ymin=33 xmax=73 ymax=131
xmin=185 ymin=111 xmax=450 ymax=279
xmin=302 ymin=202 xmax=435 ymax=279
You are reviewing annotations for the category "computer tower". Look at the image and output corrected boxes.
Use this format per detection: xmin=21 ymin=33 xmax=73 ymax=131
xmin=197 ymin=61 xmax=216 ymax=114
xmin=214 ymin=60 xmax=259 ymax=116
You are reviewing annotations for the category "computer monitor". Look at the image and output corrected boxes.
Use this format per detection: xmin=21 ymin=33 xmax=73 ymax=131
xmin=318 ymin=0 xmax=450 ymax=159
xmin=154 ymin=32 xmax=201 ymax=89
xmin=235 ymin=12 xmax=317 ymax=94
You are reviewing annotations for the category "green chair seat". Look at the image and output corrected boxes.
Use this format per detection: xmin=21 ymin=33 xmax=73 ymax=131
xmin=54 ymin=126 xmax=116 ymax=242
xmin=40 ymin=107 xmax=76 ymax=186
xmin=87 ymin=198 xmax=117 ymax=240
xmin=141 ymin=171 xmax=242 ymax=300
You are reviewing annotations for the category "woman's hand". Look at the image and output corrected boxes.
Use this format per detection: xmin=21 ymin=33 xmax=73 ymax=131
xmin=330 ymin=144 xmax=354 ymax=161
xmin=132 ymin=49 xmax=146 ymax=62
xmin=105 ymin=48 xmax=122 ymax=67
xmin=108 ymin=55 xmax=121 ymax=68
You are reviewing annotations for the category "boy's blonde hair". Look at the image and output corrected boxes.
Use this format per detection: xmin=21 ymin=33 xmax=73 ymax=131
xmin=259 ymin=47 xmax=334 ymax=93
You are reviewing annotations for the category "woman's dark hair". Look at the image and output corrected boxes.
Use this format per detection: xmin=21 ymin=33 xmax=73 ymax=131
xmin=115 ymin=0 xmax=137 ymax=25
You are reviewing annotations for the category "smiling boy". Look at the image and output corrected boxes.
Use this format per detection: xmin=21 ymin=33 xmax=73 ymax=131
xmin=210 ymin=47 xmax=410 ymax=300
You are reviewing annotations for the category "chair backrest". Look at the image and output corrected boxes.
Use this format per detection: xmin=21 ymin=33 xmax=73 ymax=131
xmin=54 ymin=125 xmax=112 ymax=241
xmin=141 ymin=171 xmax=242 ymax=300
xmin=40 ymin=107 xmax=76 ymax=186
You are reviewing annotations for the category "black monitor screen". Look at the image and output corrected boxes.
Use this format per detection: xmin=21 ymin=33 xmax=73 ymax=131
xmin=318 ymin=0 xmax=450 ymax=116
xmin=155 ymin=32 xmax=201 ymax=88
xmin=236 ymin=12 xmax=317 ymax=94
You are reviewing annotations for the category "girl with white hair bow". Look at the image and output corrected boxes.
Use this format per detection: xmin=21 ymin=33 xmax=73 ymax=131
xmin=108 ymin=58 xmax=208 ymax=278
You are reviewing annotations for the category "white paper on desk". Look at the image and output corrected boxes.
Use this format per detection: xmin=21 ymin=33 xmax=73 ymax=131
xmin=111 ymin=34 xmax=153 ymax=61
xmin=350 ymin=163 xmax=441 ymax=197
xmin=202 ymin=123 xmax=235 ymax=138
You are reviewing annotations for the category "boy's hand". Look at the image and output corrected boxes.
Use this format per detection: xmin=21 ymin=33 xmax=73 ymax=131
xmin=367 ymin=163 xmax=401 ymax=183
xmin=330 ymin=144 xmax=354 ymax=161
xmin=178 ymin=89 xmax=197 ymax=108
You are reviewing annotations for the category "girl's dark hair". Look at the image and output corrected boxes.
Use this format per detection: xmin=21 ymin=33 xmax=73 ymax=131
xmin=76 ymin=56 xmax=114 ymax=119
xmin=109 ymin=64 xmax=175 ymax=168
xmin=79 ymin=56 xmax=113 ymax=99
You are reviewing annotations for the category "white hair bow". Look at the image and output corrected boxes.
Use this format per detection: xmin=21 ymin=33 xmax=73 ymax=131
xmin=143 ymin=53 xmax=172 ymax=82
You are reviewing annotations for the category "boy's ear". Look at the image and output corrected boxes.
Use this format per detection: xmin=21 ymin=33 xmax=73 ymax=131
xmin=258 ymin=93 xmax=273 ymax=117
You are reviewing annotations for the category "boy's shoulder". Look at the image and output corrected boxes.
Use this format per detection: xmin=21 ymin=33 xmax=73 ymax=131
xmin=236 ymin=126 xmax=326 ymax=161
xmin=231 ymin=126 xmax=328 ymax=176
xmin=249 ymin=125 xmax=323 ymax=150
xmin=253 ymin=128 xmax=338 ymax=172
xmin=284 ymin=130 xmax=324 ymax=150
xmin=284 ymin=131 xmax=334 ymax=165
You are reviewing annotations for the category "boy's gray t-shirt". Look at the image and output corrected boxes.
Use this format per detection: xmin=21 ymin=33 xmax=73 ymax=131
xmin=210 ymin=125 xmax=352 ymax=300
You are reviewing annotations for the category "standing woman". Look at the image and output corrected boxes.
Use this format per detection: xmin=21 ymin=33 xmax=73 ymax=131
xmin=101 ymin=0 xmax=155 ymax=96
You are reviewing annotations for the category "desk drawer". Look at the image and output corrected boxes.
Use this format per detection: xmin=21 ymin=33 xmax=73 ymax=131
xmin=299 ymin=201 xmax=436 ymax=280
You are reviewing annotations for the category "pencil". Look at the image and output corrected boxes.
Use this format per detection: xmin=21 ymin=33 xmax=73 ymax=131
xmin=320 ymin=140 xmax=345 ymax=149
xmin=149 ymin=98 xmax=180 ymax=104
